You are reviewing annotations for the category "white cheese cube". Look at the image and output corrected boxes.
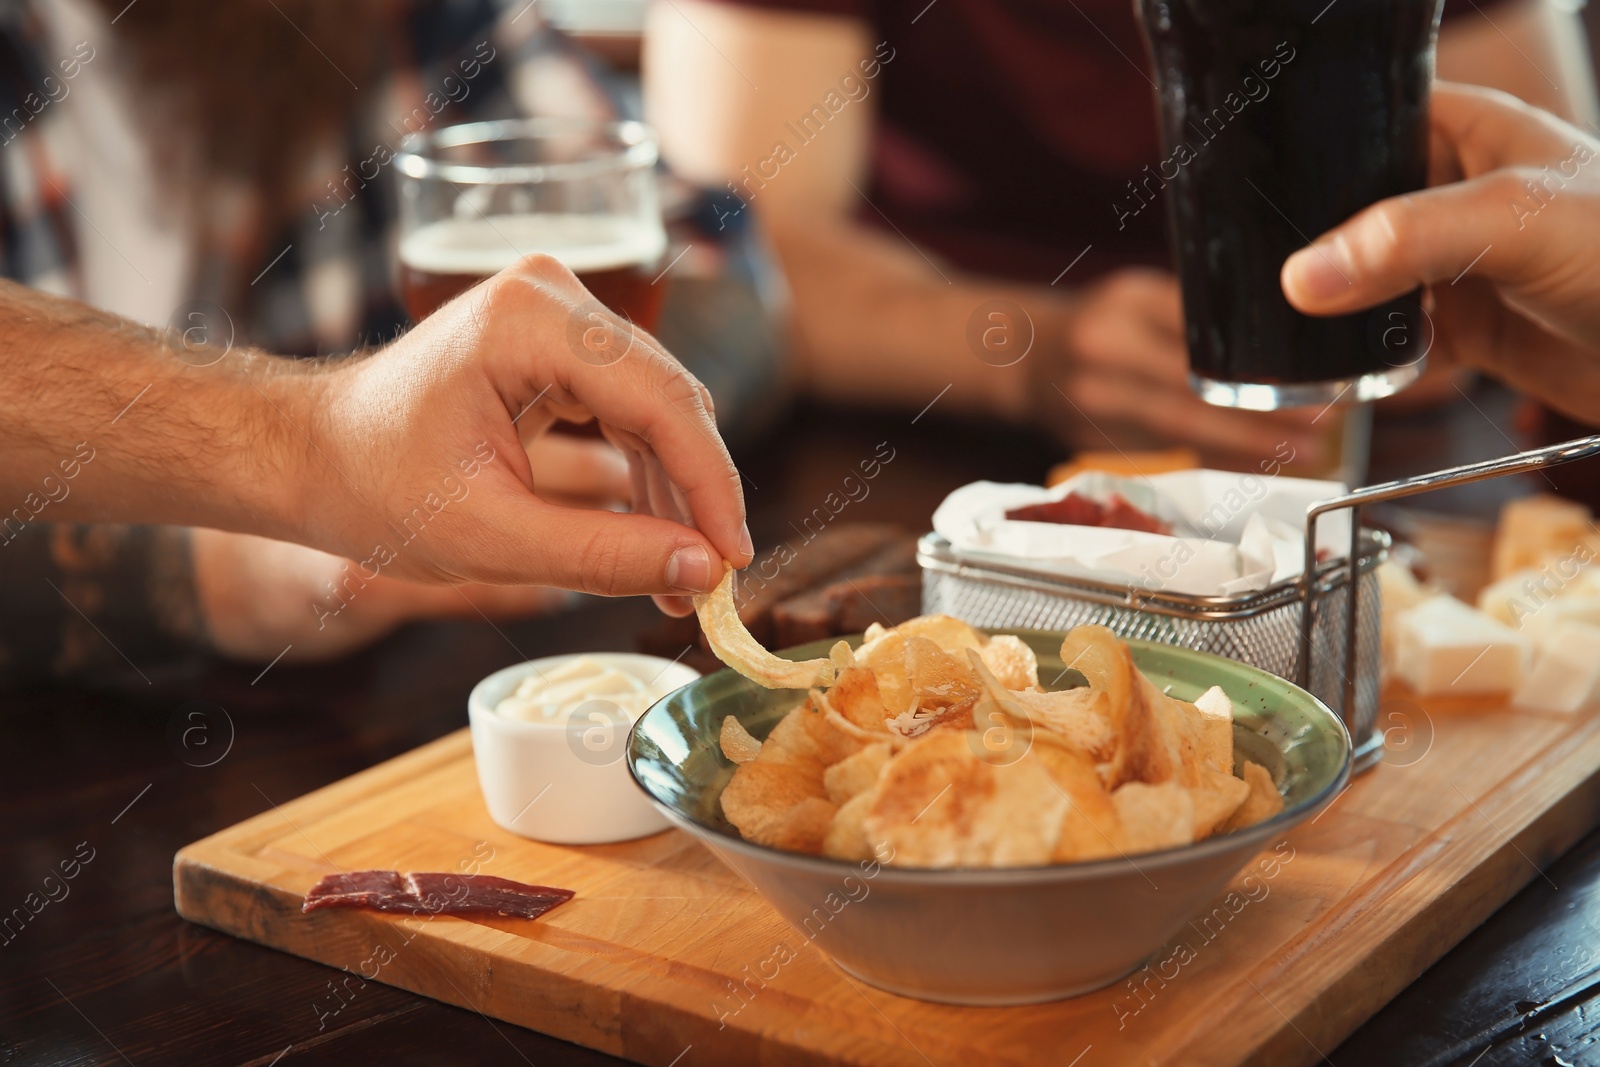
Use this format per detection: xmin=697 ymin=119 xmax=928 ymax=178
xmin=1513 ymin=622 xmax=1600 ymax=713
xmin=1394 ymin=595 xmax=1530 ymax=696
xmin=1378 ymin=558 xmax=1432 ymax=615
xmin=1518 ymin=597 xmax=1600 ymax=644
xmin=1491 ymin=494 xmax=1592 ymax=581
xmin=1479 ymin=569 xmax=1600 ymax=633
xmin=1477 ymin=568 xmax=1544 ymax=628
xmin=1379 ymin=559 xmax=1434 ymax=683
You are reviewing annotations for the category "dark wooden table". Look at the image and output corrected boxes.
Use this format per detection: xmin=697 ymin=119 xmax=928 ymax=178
xmin=5 ymin=393 xmax=1600 ymax=1067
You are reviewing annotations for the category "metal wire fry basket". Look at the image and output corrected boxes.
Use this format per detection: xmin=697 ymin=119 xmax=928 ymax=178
xmin=918 ymin=530 xmax=1387 ymax=767
xmin=921 ymin=434 xmax=1600 ymax=775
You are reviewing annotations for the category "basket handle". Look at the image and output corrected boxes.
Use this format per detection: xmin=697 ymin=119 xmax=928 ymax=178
xmin=1299 ymin=433 xmax=1600 ymax=727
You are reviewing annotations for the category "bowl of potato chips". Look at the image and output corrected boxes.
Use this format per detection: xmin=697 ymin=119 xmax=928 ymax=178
xmin=628 ymin=590 xmax=1350 ymax=1004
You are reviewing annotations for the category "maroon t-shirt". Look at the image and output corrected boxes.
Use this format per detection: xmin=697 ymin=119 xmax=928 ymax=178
xmin=713 ymin=0 xmax=1476 ymax=286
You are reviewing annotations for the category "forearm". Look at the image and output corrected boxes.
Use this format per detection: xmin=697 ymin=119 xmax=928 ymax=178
xmin=0 ymin=281 xmax=319 ymax=544
xmin=765 ymin=214 xmax=1068 ymax=419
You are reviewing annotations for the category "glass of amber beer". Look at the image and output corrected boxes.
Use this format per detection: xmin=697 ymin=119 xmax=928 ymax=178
xmin=393 ymin=118 xmax=667 ymax=328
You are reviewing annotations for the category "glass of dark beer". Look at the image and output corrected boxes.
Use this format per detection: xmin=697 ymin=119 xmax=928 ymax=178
xmin=1138 ymin=0 xmax=1444 ymax=409
xmin=393 ymin=118 xmax=667 ymax=327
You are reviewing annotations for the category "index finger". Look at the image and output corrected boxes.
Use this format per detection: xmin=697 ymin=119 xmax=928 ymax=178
xmin=1432 ymin=82 xmax=1589 ymax=177
xmin=1282 ymin=85 xmax=1600 ymax=316
xmin=580 ymin=339 xmax=749 ymax=566
xmin=1280 ymin=166 xmax=1579 ymax=315
xmin=496 ymin=261 xmax=752 ymax=569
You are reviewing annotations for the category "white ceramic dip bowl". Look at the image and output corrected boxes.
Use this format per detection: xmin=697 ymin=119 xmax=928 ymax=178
xmin=469 ymin=652 xmax=701 ymax=845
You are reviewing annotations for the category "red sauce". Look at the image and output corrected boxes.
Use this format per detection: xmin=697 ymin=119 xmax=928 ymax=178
xmin=1005 ymin=491 xmax=1172 ymax=535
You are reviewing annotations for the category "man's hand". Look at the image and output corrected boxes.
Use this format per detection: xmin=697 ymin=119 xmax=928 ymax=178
xmin=1042 ymin=268 xmax=1325 ymax=467
xmin=1281 ymin=83 xmax=1600 ymax=424
xmin=0 ymin=258 xmax=751 ymax=610
xmin=302 ymin=254 xmax=752 ymax=610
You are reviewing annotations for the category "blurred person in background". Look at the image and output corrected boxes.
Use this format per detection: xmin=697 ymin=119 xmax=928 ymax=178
xmin=644 ymin=0 xmax=1598 ymax=469
xmin=0 ymin=0 xmax=757 ymax=683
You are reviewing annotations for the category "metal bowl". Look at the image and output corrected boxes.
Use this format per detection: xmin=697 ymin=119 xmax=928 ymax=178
xmin=626 ymin=631 xmax=1351 ymax=1005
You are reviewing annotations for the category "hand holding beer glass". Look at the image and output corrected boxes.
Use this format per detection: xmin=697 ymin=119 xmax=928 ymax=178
xmin=1138 ymin=0 xmax=1445 ymax=411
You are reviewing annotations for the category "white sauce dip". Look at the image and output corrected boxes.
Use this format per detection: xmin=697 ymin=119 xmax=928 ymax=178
xmin=493 ymin=656 xmax=670 ymax=723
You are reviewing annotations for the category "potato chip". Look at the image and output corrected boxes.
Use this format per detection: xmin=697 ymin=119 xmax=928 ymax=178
xmin=769 ymin=796 xmax=839 ymax=853
xmin=827 ymin=666 xmax=893 ymax=731
xmin=863 ymin=730 xmax=1068 ymax=867
xmin=695 ymin=564 xmax=834 ymax=690
xmin=799 ymin=692 xmax=876 ymax=765
xmin=822 ymin=791 xmax=876 ymax=861
xmin=905 ymin=635 xmax=979 ymax=711
xmin=1188 ymin=764 xmax=1251 ymax=838
xmin=720 ymin=707 xmax=833 ymax=852
xmin=824 ymin=742 xmax=891 ymax=804
xmin=1036 ymin=689 xmax=1115 ymax=760
xmin=813 ymin=697 xmax=893 ymax=748
xmin=717 ymin=618 xmax=1285 ymax=867
xmin=1220 ymin=760 xmax=1285 ymax=832
xmin=721 ymin=761 xmax=833 ymax=851
xmin=1190 ymin=686 xmax=1235 ymax=776
xmin=1135 ymin=681 xmax=1239 ymax=805
xmin=1137 ymin=675 xmax=1213 ymax=787
xmin=966 ymin=691 xmax=1033 ymax=766
xmin=969 ymin=651 xmax=1113 ymax=760
xmin=887 ymin=615 xmax=987 ymax=657
xmin=857 ymin=635 xmax=913 ymax=716
xmin=976 ymin=634 xmax=1039 ymax=691
xmin=719 ymin=715 xmax=762 ymax=764
xmin=759 ymin=704 xmax=827 ymax=774
xmin=1061 ymin=626 xmax=1171 ymax=788
xmin=854 ymin=614 xmax=985 ymax=715
xmin=1029 ymin=734 xmax=1123 ymax=862
xmin=883 ymin=636 xmax=982 ymax=740
xmin=1111 ymin=781 xmax=1195 ymax=853
xmin=1058 ymin=625 xmax=1135 ymax=709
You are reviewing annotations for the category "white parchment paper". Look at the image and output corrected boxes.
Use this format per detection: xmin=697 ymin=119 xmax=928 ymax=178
xmin=931 ymin=470 xmax=1352 ymax=597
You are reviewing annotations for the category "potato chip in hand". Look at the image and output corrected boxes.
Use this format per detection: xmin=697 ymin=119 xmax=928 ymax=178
xmin=695 ymin=564 xmax=835 ymax=690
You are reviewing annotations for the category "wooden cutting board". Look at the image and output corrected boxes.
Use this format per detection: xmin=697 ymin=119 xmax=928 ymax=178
xmin=175 ymin=693 xmax=1600 ymax=1067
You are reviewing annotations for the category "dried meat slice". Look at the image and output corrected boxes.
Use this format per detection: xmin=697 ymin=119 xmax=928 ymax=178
xmin=406 ymin=873 xmax=573 ymax=918
xmin=301 ymin=870 xmax=410 ymax=911
xmin=301 ymin=870 xmax=574 ymax=919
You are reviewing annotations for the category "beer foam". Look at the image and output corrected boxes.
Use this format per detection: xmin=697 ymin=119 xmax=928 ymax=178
xmin=399 ymin=214 xmax=667 ymax=275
